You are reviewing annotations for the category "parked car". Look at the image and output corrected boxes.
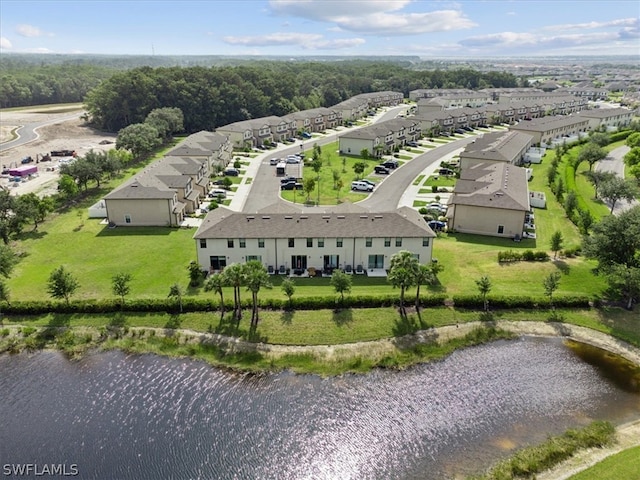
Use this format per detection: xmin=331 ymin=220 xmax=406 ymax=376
xmin=351 ymin=181 xmax=374 ymax=192
xmin=382 ymin=160 xmax=398 ymax=169
xmin=208 ymin=189 xmax=227 ymax=198
xmin=374 ymin=165 xmax=390 ymax=174
xmin=428 ymin=220 xmax=447 ymax=231
xmin=426 ymin=202 xmax=443 ymax=210
xmin=269 ymin=158 xmax=281 ymax=165
xmin=439 ymin=168 xmax=455 ymax=176
xmin=301 ymin=132 xmax=312 ymax=139
xmin=281 ymin=181 xmax=303 ymax=190
xmin=286 ymin=157 xmax=301 ymax=164
xmin=224 ymin=168 xmax=239 ymax=176
xmin=454 ymin=129 xmax=466 ymax=135
xmin=463 ymin=126 xmax=473 ymax=131
xmin=406 ymin=141 xmax=419 ymax=147
xmin=280 ymin=175 xmax=297 ymax=184
xmin=360 ymin=179 xmax=377 ymax=188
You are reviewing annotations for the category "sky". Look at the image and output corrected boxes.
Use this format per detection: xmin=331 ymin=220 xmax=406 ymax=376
xmin=0 ymin=0 xmax=639 ymax=58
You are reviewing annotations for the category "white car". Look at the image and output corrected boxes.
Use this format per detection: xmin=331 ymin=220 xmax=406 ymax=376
xmin=351 ymin=181 xmax=373 ymax=192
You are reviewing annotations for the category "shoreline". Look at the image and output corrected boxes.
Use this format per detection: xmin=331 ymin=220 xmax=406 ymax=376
xmin=3 ymin=319 xmax=640 ymax=478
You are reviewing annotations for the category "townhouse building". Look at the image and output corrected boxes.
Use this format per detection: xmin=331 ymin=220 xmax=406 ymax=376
xmin=577 ymin=107 xmax=635 ymax=131
xmin=459 ymin=131 xmax=535 ymax=169
xmin=338 ymin=118 xmax=421 ymax=156
xmin=193 ymin=203 xmax=436 ymax=275
xmin=508 ymin=115 xmax=591 ymax=146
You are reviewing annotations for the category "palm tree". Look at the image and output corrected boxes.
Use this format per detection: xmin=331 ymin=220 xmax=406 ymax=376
xmin=204 ymin=273 xmax=226 ymax=322
xmin=388 ymin=251 xmax=419 ymax=317
xmin=244 ymin=261 xmax=272 ymax=330
xmin=414 ymin=264 xmax=438 ymax=311
xmin=222 ymin=263 xmax=245 ymax=322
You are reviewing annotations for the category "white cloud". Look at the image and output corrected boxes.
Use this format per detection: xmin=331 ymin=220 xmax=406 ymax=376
xmin=542 ymin=17 xmax=639 ymax=32
xmin=269 ymin=0 xmax=476 ymax=35
xmin=16 ymin=24 xmax=48 ymax=38
xmin=223 ymin=32 xmax=323 ymax=46
xmin=223 ymin=31 xmax=365 ymax=50
xmin=0 ymin=37 xmax=12 ymax=49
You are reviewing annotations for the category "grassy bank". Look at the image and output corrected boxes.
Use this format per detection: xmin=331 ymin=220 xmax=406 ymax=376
xmin=568 ymin=445 xmax=640 ymax=480
xmin=470 ymin=421 xmax=616 ymax=480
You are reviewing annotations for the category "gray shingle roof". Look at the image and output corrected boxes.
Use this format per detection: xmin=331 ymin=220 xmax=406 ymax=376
xmin=450 ymin=162 xmax=530 ymax=211
xmin=193 ymin=205 xmax=435 ymax=240
xmin=460 ymin=131 xmax=533 ymax=163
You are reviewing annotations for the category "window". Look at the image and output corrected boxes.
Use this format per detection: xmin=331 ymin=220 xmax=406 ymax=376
xmin=227 ymin=239 xmax=234 ymax=248
xmin=124 ymin=214 xmax=131 ymax=224
xmin=199 ymin=239 xmax=207 ymax=249
xmin=258 ymin=238 xmax=265 ymax=248
xmin=239 ymin=238 xmax=246 ymax=248
xmin=497 ymin=225 xmax=504 ymax=234
xmin=336 ymin=238 xmax=343 ymax=248
xmin=395 ymin=237 xmax=402 ymax=247
xmin=318 ymin=238 xmax=324 ymax=248
xmin=307 ymin=238 xmax=313 ymax=248
xmin=422 ymin=237 xmax=430 ymax=247
xmin=365 ymin=237 xmax=372 ymax=247
xmin=246 ymin=255 xmax=261 ymax=262
xmin=384 ymin=238 xmax=391 ymax=247
xmin=288 ymin=238 xmax=295 ymax=248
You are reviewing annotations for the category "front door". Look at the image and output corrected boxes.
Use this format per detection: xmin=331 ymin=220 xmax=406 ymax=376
xmin=291 ymin=255 xmax=307 ymax=270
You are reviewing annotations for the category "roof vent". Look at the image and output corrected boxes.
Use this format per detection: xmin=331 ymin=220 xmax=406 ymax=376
xmin=261 ymin=216 xmax=271 ymax=219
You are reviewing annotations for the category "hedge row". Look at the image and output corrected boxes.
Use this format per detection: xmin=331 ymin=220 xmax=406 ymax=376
xmin=609 ymin=130 xmax=633 ymax=143
xmin=1 ymin=294 xmax=450 ymax=315
xmin=498 ymin=250 xmax=550 ymax=263
xmin=451 ymin=294 xmax=592 ymax=309
xmin=1 ymin=292 xmax=593 ymax=315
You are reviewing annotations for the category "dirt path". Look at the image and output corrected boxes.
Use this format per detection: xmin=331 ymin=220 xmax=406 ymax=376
xmin=0 ymin=108 xmax=116 ymax=197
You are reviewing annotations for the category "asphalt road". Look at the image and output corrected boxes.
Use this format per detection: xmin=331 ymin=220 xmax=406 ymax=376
xmin=595 ymin=144 xmax=638 ymax=214
xmin=241 ymin=105 xmax=411 ymax=213
xmin=0 ymin=112 xmax=84 ymax=153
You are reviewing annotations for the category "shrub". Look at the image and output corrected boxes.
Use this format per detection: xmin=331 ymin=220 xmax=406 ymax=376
xmin=562 ymin=246 xmax=582 ymax=257
xmin=418 ymin=207 xmax=428 ymax=215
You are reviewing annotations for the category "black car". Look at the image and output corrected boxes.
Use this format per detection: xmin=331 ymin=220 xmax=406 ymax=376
xmin=382 ymin=160 xmax=398 ymax=169
xmin=281 ymin=181 xmax=303 ymax=190
xmin=406 ymin=141 xmax=419 ymax=147
xmin=224 ymin=168 xmax=239 ymax=176
xmin=280 ymin=175 xmax=297 ymax=184
xmin=374 ymin=165 xmax=390 ymax=174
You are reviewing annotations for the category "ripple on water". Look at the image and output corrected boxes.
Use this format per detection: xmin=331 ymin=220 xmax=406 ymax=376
xmin=0 ymin=336 xmax=638 ymax=480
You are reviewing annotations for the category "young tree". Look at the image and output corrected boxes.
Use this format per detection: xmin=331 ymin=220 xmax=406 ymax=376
xmin=332 ymin=169 xmax=341 ymax=189
xmin=15 ymin=193 xmax=54 ymax=231
xmin=57 ymin=174 xmax=80 ymax=200
xmin=168 ymin=283 xmax=184 ymax=313
xmin=475 ymin=275 xmax=492 ymax=312
xmin=550 ymin=231 xmax=564 ymax=259
xmin=204 ymin=272 xmax=226 ymax=321
xmin=360 ymin=148 xmax=370 ymax=160
xmin=303 ymin=177 xmax=316 ymax=204
xmin=353 ymin=162 xmax=366 ymax=179
xmin=112 ymin=272 xmax=132 ymax=308
xmin=388 ymin=251 xmax=419 ymax=317
xmin=588 ymin=132 xmax=610 ymax=147
xmin=583 ymin=206 xmax=640 ymax=271
xmin=244 ymin=260 xmax=272 ymax=329
xmin=543 ymin=272 xmax=561 ymax=308
xmin=281 ymin=278 xmax=296 ymax=309
xmin=187 ymin=261 xmax=203 ymax=287
xmin=47 ymin=266 xmax=80 ymax=306
xmin=335 ymin=178 xmax=344 ymax=202
xmin=330 ymin=270 xmax=352 ymax=305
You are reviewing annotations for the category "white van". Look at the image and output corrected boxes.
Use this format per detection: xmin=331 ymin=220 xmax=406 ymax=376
xmin=351 ymin=181 xmax=373 ymax=192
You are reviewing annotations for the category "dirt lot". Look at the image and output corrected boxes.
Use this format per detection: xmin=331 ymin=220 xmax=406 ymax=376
xmin=0 ymin=107 xmax=117 ymax=197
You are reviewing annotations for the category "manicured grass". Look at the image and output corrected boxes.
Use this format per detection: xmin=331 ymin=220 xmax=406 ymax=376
xmin=413 ymin=174 xmax=425 ymax=185
xmin=423 ymin=175 xmax=457 ymax=187
xmin=432 ymin=231 xmax=606 ymax=297
xmin=568 ymin=446 xmax=640 ymax=480
xmin=279 ymin=141 xmax=383 ymax=205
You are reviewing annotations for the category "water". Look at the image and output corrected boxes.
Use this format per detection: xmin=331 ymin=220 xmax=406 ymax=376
xmin=1 ymin=336 xmax=638 ymax=480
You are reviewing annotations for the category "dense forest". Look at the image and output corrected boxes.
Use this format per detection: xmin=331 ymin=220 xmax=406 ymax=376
xmin=1 ymin=54 xmax=519 ymax=133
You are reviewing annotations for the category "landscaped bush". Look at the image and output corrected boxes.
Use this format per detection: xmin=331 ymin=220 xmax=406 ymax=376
xmin=609 ymin=130 xmax=633 ymax=143
xmin=451 ymin=295 xmax=591 ymax=309
xmin=498 ymin=250 xmax=549 ymax=263
xmin=562 ymin=246 xmax=582 ymax=257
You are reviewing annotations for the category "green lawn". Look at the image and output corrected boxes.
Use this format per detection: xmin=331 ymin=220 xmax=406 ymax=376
xmin=279 ymin=141 xmax=385 ymax=205
xmin=568 ymin=446 xmax=640 ymax=480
